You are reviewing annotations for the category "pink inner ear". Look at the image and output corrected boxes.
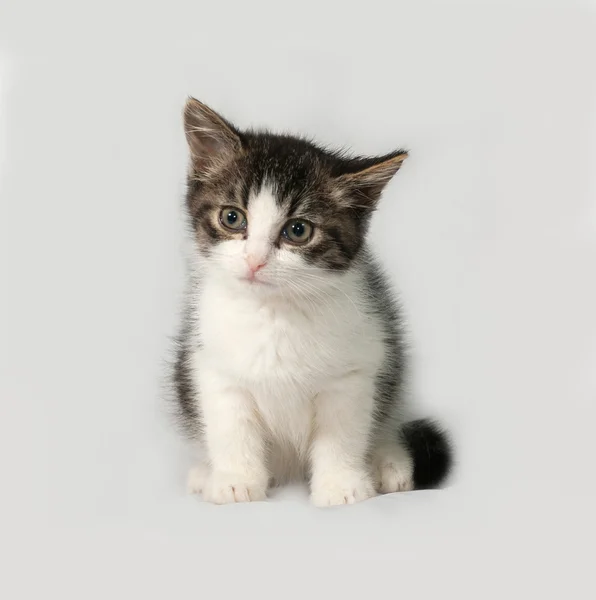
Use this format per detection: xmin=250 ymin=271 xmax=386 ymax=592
xmin=184 ymin=98 xmax=242 ymax=173
xmin=189 ymin=135 xmax=227 ymax=170
xmin=337 ymin=153 xmax=408 ymax=205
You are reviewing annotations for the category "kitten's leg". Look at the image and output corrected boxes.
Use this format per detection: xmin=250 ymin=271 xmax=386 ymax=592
xmin=198 ymin=369 xmax=268 ymax=504
xmin=309 ymin=372 xmax=376 ymax=507
xmin=372 ymin=437 xmax=414 ymax=494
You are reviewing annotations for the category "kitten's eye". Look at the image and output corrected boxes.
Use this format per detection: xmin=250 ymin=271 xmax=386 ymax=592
xmin=219 ymin=207 xmax=247 ymax=232
xmin=282 ymin=219 xmax=313 ymax=245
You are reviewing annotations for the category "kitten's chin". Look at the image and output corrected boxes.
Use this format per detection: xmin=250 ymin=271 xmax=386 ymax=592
xmin=239 ymin=275 xmax=275 ymax=289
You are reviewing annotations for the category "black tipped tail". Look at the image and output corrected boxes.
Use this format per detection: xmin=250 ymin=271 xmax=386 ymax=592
xmin=401 ymin=419 xmax=453 ymax=489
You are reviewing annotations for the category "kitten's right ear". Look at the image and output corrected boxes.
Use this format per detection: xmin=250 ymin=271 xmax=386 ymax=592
xmin=183 ymin=97 xmax=242 ymax=173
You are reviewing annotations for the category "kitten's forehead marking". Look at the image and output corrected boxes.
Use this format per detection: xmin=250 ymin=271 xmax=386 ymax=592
xmin=245 ymin=184 xmax=286 ymax=257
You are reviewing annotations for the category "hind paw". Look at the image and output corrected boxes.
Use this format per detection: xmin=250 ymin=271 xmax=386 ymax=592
xmin=373 ymin=444 xmax=414 ymax=494
xmin=376 ymin=462 xmax=414 ymax=493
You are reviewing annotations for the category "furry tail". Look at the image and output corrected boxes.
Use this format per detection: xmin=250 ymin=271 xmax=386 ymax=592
xmin=402 ymin=419 xmax=453 ymax=489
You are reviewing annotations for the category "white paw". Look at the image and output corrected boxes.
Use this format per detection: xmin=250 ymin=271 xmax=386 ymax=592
xmin=187 ymin=463 xmax=210 ymax=495
xmin=310 ymin=472 xmax=376 ymax=507
xmin=203 ymin=471 xmax=268 ymax=504
xmin=376 ymin=461 xmax=414 ymax=493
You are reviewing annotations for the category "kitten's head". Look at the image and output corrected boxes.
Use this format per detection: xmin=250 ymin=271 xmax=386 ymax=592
xmin=183 ymin=98 xmax=407 ymax=295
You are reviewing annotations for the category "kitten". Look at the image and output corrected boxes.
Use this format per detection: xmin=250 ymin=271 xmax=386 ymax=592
xmin=171 ymin=98 xmax=452 ymax=506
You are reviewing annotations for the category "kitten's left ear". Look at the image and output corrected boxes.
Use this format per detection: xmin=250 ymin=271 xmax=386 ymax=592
xmin=335 ymin=151 xmax=408 ymax=207
xmin=183 ymin=97 xmax=242 ymax=174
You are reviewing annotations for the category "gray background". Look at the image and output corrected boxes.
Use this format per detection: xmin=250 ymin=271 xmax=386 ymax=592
xmin=1 ymin=0 xmax=595 ymax=597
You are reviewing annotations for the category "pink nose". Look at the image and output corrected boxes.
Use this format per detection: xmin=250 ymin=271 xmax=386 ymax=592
xmin=246 ymin=256 xmax=266 ymax=274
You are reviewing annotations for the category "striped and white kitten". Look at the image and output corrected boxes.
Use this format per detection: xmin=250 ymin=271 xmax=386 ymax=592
xmin=172 ymin=98 xmax=452 ymax=506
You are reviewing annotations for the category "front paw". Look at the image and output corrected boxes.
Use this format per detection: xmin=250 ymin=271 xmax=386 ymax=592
xmin=203 ymin=471 xmax=268 ymax=504
xmin=310 ymin=471 xmax=376 ymax=507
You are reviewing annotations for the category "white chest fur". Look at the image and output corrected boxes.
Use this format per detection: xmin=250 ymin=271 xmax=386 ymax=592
xmin=194 ymin=275 xmax=384 ymax=453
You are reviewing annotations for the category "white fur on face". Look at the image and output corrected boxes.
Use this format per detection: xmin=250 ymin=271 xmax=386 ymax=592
xmin=243 ymin=186 xmax=283 ymax=272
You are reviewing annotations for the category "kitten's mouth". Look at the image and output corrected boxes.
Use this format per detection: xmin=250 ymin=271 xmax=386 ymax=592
xmin=241 ymin=275 xmax=273 ymax=287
